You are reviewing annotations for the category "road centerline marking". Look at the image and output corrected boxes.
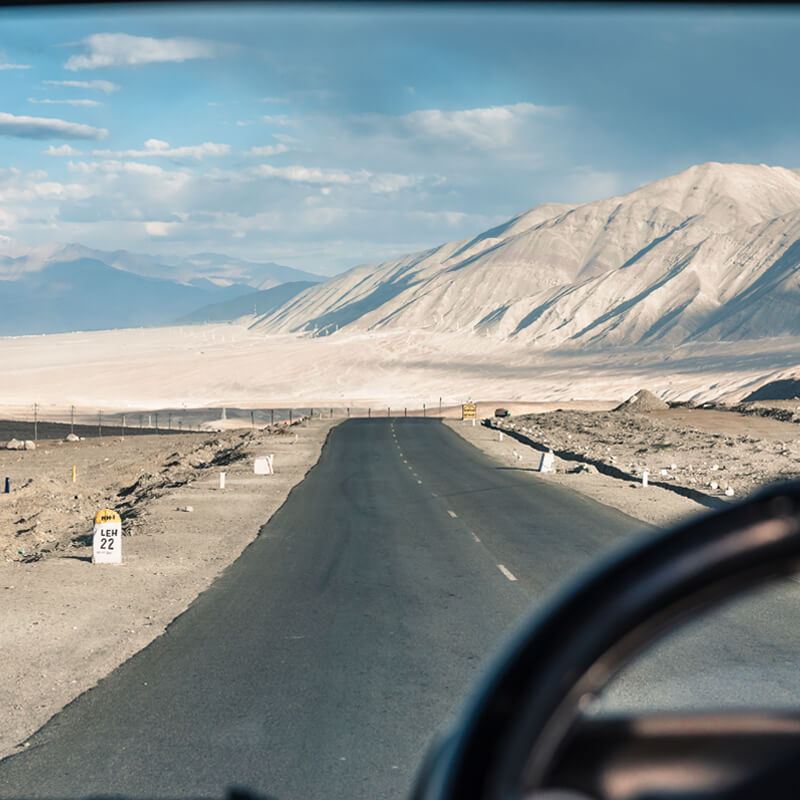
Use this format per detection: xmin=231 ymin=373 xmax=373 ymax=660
xmin=497 ymin=564 xmax=517 ymax=581
xmin=447 ymin=510 xmax=457 ymax=518
xmin=471 ymin=532 xmax=480 ymax=542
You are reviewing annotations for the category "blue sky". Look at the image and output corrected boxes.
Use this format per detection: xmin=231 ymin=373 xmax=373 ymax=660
xmin=1 ymin=4 xmax=799 ymax=274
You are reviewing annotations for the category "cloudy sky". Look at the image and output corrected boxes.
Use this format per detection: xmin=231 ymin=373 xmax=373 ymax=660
xmin=2 ymin=4 xmax=800 ymax=275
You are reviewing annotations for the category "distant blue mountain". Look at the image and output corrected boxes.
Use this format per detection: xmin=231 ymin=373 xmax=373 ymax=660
xmin=0 ymin=258 xmax=253 ymax=336
xmin=175 ymin=281 xmax=315 ymax=324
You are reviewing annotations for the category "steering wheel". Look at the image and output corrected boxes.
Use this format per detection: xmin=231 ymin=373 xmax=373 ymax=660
xmin=411 ymin=481 xmax=800 ymax=800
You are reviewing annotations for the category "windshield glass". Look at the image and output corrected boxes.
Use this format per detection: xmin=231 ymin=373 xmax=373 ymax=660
xmin=0 ymin=4 xmax=799 ymax=799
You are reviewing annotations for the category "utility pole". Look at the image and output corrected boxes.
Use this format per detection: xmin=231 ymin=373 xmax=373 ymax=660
xmin=33 ymin=403 xmax=38 ymax=442
xmin=70 ymin=405 xmax=75 ymax=436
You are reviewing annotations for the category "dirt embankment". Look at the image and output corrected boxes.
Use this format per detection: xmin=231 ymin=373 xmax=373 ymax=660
xmin=0 ymin=417 xmax=336 ymax=760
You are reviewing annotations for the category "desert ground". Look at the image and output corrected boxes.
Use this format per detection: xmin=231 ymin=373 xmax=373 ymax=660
xmin=1 ymin=323 xmax=798 ymax=764
xmin=0 ymin=417 xmax=335 ymax=759
xmin=0 ymin=325 xmax=798 ymax=413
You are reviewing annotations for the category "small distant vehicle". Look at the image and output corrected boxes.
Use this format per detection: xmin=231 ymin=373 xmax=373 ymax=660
xmin=494 ymin=408 xmax=509 ymax=418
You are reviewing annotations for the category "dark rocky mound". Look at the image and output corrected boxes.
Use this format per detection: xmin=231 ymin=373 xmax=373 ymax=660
xmin=743 ymin=378 xmax=800 ymax=402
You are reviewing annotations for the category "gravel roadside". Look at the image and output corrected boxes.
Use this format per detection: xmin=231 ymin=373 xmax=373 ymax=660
xmin=0 ymin=417 xmax=337 ymax=760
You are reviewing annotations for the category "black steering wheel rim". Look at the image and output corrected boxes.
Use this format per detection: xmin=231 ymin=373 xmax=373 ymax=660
xmin=412 ymin=481 xmax=800 ymax=800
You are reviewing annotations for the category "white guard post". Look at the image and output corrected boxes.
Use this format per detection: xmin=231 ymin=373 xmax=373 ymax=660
xmin=254 ymin=455 xmax=275 ymax=475
xmin=92 ymin=509 xmax=122 ymax=564
xmin=538 ymin=451 xmax=555 ymax=473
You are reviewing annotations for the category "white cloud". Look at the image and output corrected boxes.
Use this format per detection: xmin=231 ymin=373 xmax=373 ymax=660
xmin=368 ymin=173 xmax=424 ymax=194
xmin=65 ymin=33 xmax=219 ymax=70
xmin=29 ymin=98 xmax=102 ymax=107
xmin=0 ymin=169 xmax=95 ymax=229
xmin=67 ymin=159 xmax=169 ymax=177
xmin=246 ymin=163 xmax=425 ymax=194
xmin=260 ymin=96 xmax=289 ymax=104
xmin=43 ymin=79 xmax=119 ymax=94
xmin=0 ymin=111 xmax=107 ymax=140
xmin=400 ymin=102 xmax=553 ymax=148
xmin=235 ymin=120 xmax=253 ymax=127
xmin=254 ymin=164 xmax=360 ymax=185
xmin=246 ymin=143 xmax=289 ymax=157
xmin=262 ymin=114 xmax=294 ymax=126
xmin=43 ymin=144 xmax=82 ymax=156
xmin=0 ymin=62 xmax=31 ymax=70
xmin=144 ymin=221 xmax=175 ymax=237
xmin=92 ymin=139 xmax=231 ymax=159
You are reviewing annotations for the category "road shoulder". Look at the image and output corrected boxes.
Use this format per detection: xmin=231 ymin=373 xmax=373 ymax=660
xmin=444 ymin=419 xmax=706 ymax=528
xmin=0 ymin=418 xmax=337 ymax=760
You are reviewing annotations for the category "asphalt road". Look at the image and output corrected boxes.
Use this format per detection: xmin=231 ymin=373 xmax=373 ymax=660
xmin=3 ymin=418 xmax=796 ymax=800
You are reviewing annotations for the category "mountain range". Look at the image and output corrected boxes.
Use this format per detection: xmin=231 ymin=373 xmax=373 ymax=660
xmin=253 ymin=162 xmax=800 ymax=348
xmin=0 ymin=241 xmax=323 ymax=336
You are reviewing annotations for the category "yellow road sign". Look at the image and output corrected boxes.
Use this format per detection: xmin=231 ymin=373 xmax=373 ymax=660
xmin=462 ymin=403 xmax=477 ymax=419
xmin=94 ymin=509 xmax=121 ymax=525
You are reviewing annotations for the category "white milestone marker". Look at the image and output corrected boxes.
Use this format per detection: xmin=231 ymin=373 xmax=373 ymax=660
xmin=642 ymin=470 xmax=649 ymax=488
xmin=254 ymin=455 xmax=275 ymax=475
xmin=499 ymin=432 xmax=504 ymax=441
xmin=92 ymin=509 xmax=122 ymax=564
xmin=219 ymin=471 xmax=226 ymax=490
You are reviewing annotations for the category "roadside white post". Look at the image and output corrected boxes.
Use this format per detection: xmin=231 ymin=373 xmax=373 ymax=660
xmin=219 ymin=471 xmax=226 ymax=490
xmin=538 ymin=451 xmax=555 ymax=473
xmin=254 ymin=455 xmax=275 ymax=475
xmin=499 ymin=432 xmax=504 ymax=441
xmin=642 ymin=470 xmax=649 ymax=488
xmin=92 ymin=509 xmax=122 ymax=564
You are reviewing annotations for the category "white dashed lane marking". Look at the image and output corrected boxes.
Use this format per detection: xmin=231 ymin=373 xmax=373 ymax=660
xmin=497 ymin=564 xmax=517 ymax=582
xmin=447 ymin=510 xmax=457 ymax=519
xmin=471 ymin=532 xmax=480 ymax=543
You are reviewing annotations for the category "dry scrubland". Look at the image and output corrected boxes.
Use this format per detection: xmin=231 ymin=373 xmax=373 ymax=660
xmin=0 ymin=417 xmax=335 ymax=759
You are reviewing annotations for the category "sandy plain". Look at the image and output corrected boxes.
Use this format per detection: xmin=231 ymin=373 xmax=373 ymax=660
xmin=0 ymin=325 xmax=798 ymax=413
